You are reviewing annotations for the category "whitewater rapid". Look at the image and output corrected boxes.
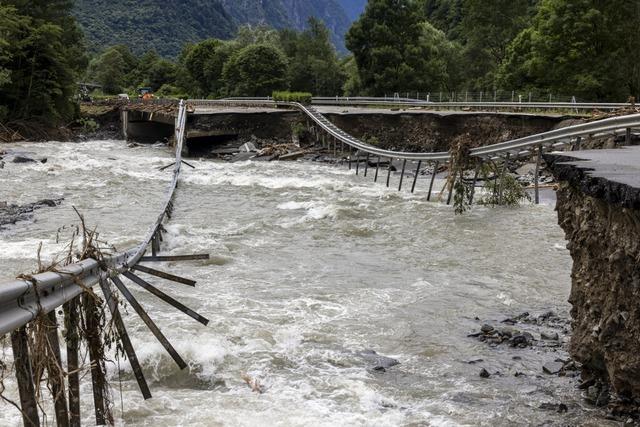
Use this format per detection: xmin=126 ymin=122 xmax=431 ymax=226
xmin=0 ymin=140 xmax=608 ymax=426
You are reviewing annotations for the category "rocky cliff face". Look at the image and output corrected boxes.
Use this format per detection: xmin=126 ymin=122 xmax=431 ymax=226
xmin=548 ymin=152 xmax=640 ymax=400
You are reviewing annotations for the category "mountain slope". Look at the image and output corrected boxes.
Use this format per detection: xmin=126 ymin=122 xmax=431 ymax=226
xmin=74 ymin=0 xmax=236 ymax=57
xmin=74 ymin=0 xmax=353 ymax=57
xmin=337 ymin=0 xmax=367 ymax=21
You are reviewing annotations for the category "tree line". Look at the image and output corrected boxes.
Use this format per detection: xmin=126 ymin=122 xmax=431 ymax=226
xmin=1 ymin=0 xmax=639 ymax=126
xmin=86 ymin=19 xmax=345 ymax=99
xmin=0 ymin=0 xmax=86 ymax=123
xmin=348 ymin=0 xmax=640 ymax=101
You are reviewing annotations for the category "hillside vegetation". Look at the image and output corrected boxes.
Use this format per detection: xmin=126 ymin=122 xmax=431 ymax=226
xmin=74 ymin=0 xmax=353 ymax=56
xmin=1 ymin=0 xmax=640 ymax=135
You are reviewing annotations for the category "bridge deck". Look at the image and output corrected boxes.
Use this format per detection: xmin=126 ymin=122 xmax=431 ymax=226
xmin=547 ymin=146 xmax=640 ymax=208
xmin=190 ymin=104 xmax=566 ymax=118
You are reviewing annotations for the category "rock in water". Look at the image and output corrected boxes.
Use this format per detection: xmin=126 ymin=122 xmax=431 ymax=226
xmin=540 ymin=331 xmax=559 ymax=341
xmin=10 ymin=154 xmax=47 ymax=164
xmin=510 ymin=332 xmax=534 ymax=348
xmin=479 ymin=368 xmax=490 ymax=378
xmin=542 ymin=361 xmax=564 ymax=375
xmin=0 ymin=198 xmax=64 ymax=228
xmin=357 ymin=350 xmax=400 ymax=370
xmin=539 ymin=402 xmax=568 ymax=413
xmin=480 ymin=324 xmax=494 ymax=333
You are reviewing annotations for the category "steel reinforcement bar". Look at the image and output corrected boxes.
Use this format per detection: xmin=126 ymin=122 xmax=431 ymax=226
xmin=0 ymin=101 xmax=188 ymax=336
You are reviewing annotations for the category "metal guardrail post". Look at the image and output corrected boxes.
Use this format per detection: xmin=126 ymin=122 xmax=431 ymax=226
xmin=411 ymin=160 xmax=422 ymax=193
xmin=398 ymin=159 xmax=407 ymax=191
xmin=364 ymin=154 xmax=370 ymax=177
xmin=10 ymin=328 xmax=39 ymax=427
xmin=427 ymin=161 xmax=439 ymax=201
xmin=535 ymin=146 xmax=542 ymax=205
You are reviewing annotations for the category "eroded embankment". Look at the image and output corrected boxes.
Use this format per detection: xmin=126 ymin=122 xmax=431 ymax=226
xmin=547 ymin=148 xmax=640 ymax=409
xmin=185 ymin=109 xmax=570 ymax=157
xmin=323 ymin=110 xmax=568 ymax=152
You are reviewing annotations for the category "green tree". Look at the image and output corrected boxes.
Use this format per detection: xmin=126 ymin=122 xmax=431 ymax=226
xmin=459 ymin=0 xmax=534 ymax=89
xmin=88 ymin=47 xmax=127 ymax=94
xmin=184 ymin=39 xmax=234 ymax=97
xmin=222 ymin=44 xmax=288 ymax=96
xmin=235 ymin=25 xmax=280 ymax=48
xmin=499 ymin=0 xmax=640 ymax=100
xmin=421 ymin=0 xmax=464 ymax=39
xmin=279 ymin=18 xmax=345 ymax=95
xmin=346 ymin=0 xmax=460 ymax=94
xmin=341 ymin=55 xmax=362 ymax=96
xmin=0 ymin=5 xmax=25 ymax=119
xmin=346 ymin=0 xmax=421 ymax=94
xmin=147 ymin=59 xmax=177 ymax=92
xmin=0 ymin=0 xmax=87 ymax=122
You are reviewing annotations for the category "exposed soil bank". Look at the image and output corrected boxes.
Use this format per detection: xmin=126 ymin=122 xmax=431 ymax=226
xmin=547 ymin=149 xmax=640 ymax=412
xmin=0 ymin=102 xmax=124 ymax=143
xmin=186 ymin=110 xmax=300 ymax=156
xmin=322 ymin=110 xmax=567 ymax=152
xmin=185 ymin=109 xmax=568 ymax=157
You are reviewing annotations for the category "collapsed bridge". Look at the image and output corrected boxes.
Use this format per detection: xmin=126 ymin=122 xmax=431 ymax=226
xmin=2 ymin=98 xmax=640 ymax=426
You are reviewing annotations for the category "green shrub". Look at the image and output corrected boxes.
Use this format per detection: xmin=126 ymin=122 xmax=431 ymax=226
xmin=75 ymin=117 xmax=100 ymax=133
xmin=480 ymin=172 xmax=531 ymax=207
xmin=291 ymin=122 xmax=307 ymax=137
xmin=156 ymin=84 xmax=188 ymax=99
xmin=272 ymin=91 xmax=313 ymax=104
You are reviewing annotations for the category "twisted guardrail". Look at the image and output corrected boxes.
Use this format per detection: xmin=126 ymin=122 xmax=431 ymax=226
xmin=0 ymin=101 xmax=188 ymax=337
xmin=0 ymin=100 xmax=214 ymax=426
xmin=189 ymin=99 xmax=640 ymax=162
xmin=188 ymin=98 xmax=638 ymax=205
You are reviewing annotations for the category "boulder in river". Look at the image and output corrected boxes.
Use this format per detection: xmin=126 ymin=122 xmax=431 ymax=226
xmin=0 ymin=198 xmax=63 ymax=228
xmin=357 ymin=350 xmax=400 ymax=370
xmin=2 ymin=150 xmax=47 ymax=164
xmin=510 ymin=332 xmax=535 ymax=348
xmin=542 ymin=361 xmax=564 ymax=375
xmin=539 ymin=402 xmax=568 ymax=413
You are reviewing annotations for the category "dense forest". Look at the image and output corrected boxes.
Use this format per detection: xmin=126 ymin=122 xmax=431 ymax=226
xmin=1 ymin=0 xmax=640 ymax=129
xmin=0 ymin=0 xmax=87 ymax=124
xmin=74 ymin=0 xmax=354 ymax=57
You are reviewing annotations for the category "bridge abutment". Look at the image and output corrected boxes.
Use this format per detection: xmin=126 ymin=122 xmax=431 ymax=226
xmin=124 ymin=109 xmax=175 ymax=144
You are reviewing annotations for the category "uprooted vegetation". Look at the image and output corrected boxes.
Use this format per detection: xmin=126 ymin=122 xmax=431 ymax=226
xmin=443 ymin=134 xmax=531 ymax=214
xmin=0 ymin=209 xmax=121 ymax=424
